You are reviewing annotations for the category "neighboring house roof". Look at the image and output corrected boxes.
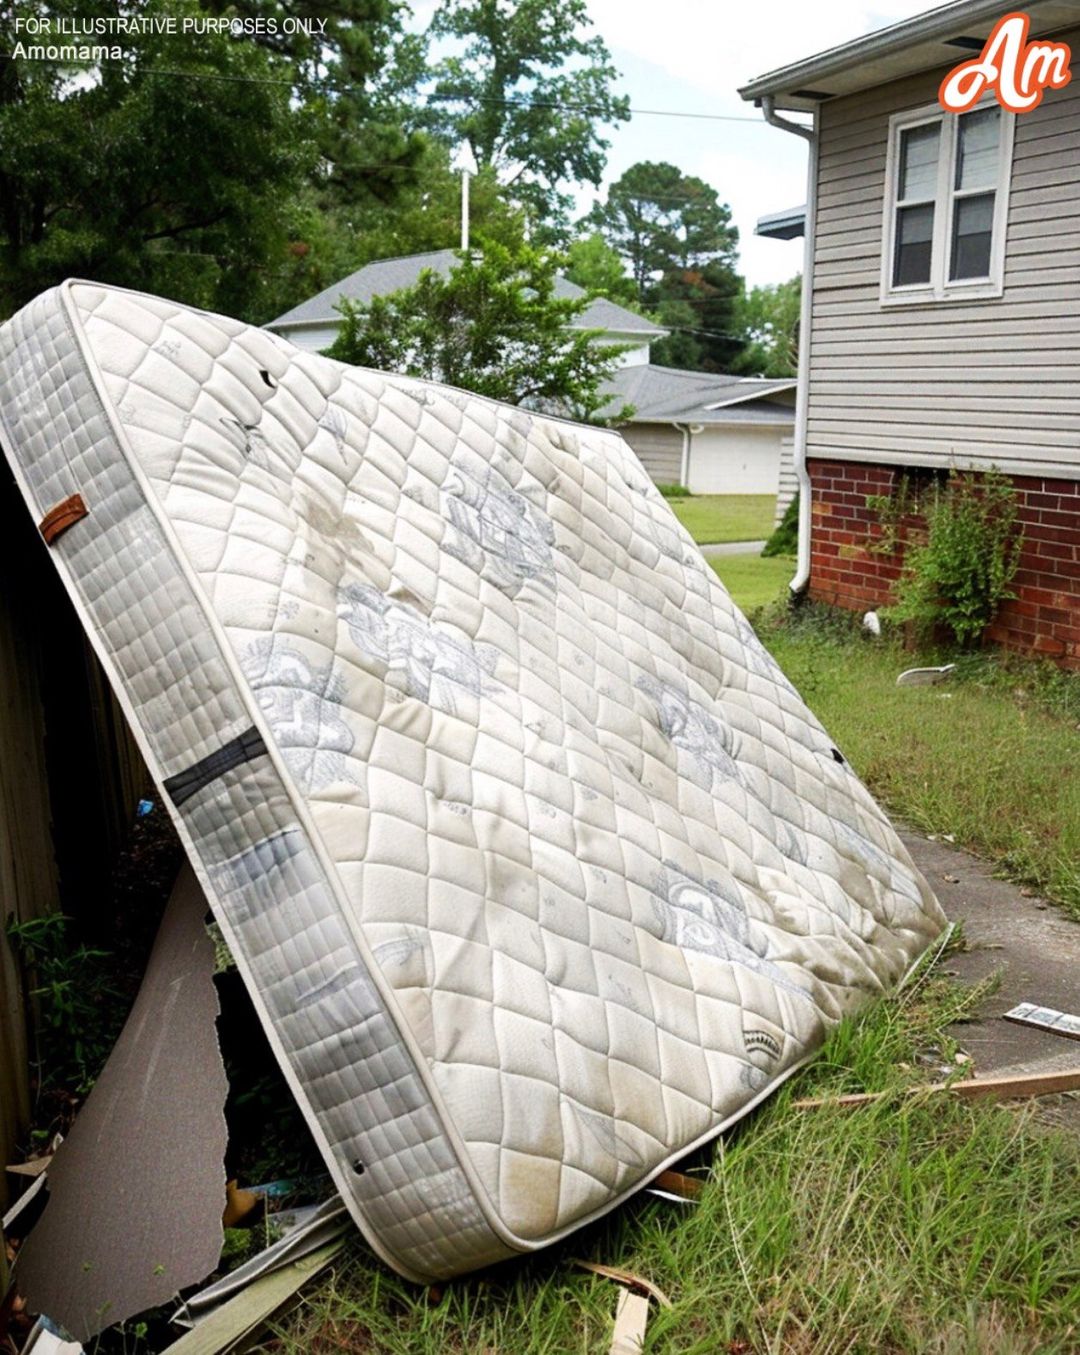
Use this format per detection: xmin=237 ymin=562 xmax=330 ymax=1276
xmin=739 ymin=0 xmax=1080 ymax=112
xmin=601 ymin=364 xmax=796 ymax=426
xmin=756 ymin=206 xmax=807 ymax=240
xmin=268 ymin=249 xmax=667 ymax=338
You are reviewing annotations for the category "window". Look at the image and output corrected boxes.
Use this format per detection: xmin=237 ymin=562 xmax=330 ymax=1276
xmin=881 ymin=99 xmax=1014 ymax=304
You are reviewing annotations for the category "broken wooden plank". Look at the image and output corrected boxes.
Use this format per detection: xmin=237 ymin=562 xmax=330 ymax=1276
xmin=1003 ymin=1003 xmax=1080 ymax=1043
xmin=794 ymin=1068 xmax=1080 ymax=1110
xmin=653 ymin=1169 xmax=703 ymax=1200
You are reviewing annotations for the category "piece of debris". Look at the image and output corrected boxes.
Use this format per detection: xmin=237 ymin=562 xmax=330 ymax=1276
xmin=14 ymin=866 xmax=229 ymax=1341
xmin=896 ymin=664 xmax=956 ymax=687
xmin=862 ymin=610 xmax=881 ymax=636
xmin=171 ymin=1197 xmax=349 ymax=1328
xmin=161 ymin=1239 xmax=346 ymax=1354
xmin=222 ymin=1181 xmax=261 ymax=1229
xmin=794 ymin=1067 xmax=1080 ymax=1110
xmin=645 ymin=1169 xmax=703 ymax=1204
xmin=610 ymin=1288 xmax=651 ymax=1355
xmin=1003 ymin=1003 xmax=1080 ymax=1043
xmin=572 ymin=1260 xmax=672 ymax=1309
xmin=572 ymin=1260 xmax=671 ymax=1355
xmin=18 ymin=1317 xmax=84 ymax=1354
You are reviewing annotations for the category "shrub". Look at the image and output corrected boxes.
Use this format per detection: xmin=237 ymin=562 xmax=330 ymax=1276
xmin=887 ymin=470 xmax=1023 ymax=647
xmin=762 ymin=492 xmax=798 ymax=556
xmin=656 ymin=482 xmax=689 ymax=499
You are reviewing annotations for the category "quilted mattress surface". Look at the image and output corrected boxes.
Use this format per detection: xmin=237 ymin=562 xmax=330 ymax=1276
xmin=0 ymin=281 xmax=946 ymax=1282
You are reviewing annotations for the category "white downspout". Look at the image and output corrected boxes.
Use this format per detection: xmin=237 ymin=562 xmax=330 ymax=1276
xmin=761 ymin=94 xmax=818 ymax=596
xmin=675 ymin=422 xmax=704 ymax=490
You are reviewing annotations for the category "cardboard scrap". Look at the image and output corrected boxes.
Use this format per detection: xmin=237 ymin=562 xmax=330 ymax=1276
xmin=14 ymin=865 xmax=229 ymax=1341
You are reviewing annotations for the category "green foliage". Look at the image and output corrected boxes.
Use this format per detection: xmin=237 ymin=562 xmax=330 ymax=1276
xmin=761 ymin=492 xmax=799 ymax=557
xmin=563 ymin=232 xmax=638 ymax=305
xmin=326 ymin=238 xmax=629 ymax=421
xmin=422 ymin=0 xmax=629 ymax=233
xmin=732 ymin=275 xmax=801 ymax=377
xmin=0 ymin=0 xmax=315 ymax=320
xmin=200 ymin=0 xmax=426 ymax=207
xmin=655 ymin=482 xmax=689 ymax=499
xmin=586 ymin=161 xmax=743 ymax=371
xmin=5 ymin=912 xmax=120 ymax=1095
xmin=887 ymin=471 xmax=1024 ymax=646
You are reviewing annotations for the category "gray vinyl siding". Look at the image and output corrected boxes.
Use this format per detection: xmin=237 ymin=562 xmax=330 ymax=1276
xmin=808 ymin=29 xmax=1080 ymax=477
xmin=777 ymin=437 xmax=797 ymax=522
xmin=619 ymin=423 xmax=684 ymax=485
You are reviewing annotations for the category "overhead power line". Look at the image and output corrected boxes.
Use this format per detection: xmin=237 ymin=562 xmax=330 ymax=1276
xmin=0 ymin=52 xmax=772 ymax=123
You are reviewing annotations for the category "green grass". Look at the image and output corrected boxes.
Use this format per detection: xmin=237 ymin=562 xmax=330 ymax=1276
xmin=270 ymin=968 xmax=1080 ymax=1354
xmin=669 ymin=494 xmax=777 ymax=545
xmin=709 ymin=553 xmax=1080 ymax=920
xmin=711 ymin=552 xmax=795 ymax=613
xmin=764 ymin=613 xmax=1080 ymax=920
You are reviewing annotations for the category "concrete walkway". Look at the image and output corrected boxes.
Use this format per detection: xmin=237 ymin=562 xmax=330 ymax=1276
xmin=901 ymin=829 xmax=1080 ymax=1126
xmin=699 ymin=540 xmax=766 ymax=558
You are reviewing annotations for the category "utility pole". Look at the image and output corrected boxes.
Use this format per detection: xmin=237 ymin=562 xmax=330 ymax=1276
xmin=461 ymin=166 xmax=470 ymax=252
xmin=453 ymin=146 xmax=478 ymax=254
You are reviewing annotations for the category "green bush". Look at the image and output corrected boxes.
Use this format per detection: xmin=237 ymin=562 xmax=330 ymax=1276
xmin=655 ymin=482 xmax=689 ymax=499
xmin=887 ymin=470 xmax=1023 ymax=647
xmin=762 ymin=492 xmax=798 ymax=556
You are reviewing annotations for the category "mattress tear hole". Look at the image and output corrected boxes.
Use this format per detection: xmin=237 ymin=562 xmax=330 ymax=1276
xmin=351 ymin=1159 xmax=366 ymax=1176
xmin=830 ymin=747 xmax=845 ymax=765
xmin=259 ymin=369 xmax=276 ymax=389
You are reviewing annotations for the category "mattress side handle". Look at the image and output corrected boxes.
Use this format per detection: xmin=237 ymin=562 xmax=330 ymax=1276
xmin=38 ymin=492 xmax=89 ymax=545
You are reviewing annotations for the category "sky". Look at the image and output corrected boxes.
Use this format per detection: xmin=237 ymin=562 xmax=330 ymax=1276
xmin=411 ymin=0 xmax=941 ymax=286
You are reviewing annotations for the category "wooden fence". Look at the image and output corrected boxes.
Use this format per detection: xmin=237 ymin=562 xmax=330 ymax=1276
xmin=0 ymin=475 xmax=145 ymax=1208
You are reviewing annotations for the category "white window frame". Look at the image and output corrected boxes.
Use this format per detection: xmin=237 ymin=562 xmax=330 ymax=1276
xmin=880 ymin=96 xmax=1015 ymax=306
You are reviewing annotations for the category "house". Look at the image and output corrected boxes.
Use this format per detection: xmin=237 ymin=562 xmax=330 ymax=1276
xmin=601 ymin=365 xmax=797 ymax=503
xmin=270 ymin=249 xmax=796 ymax=502
xmin=740 ymin=0 xmax=1080 ymax=667
xmin=267 ymin=248 xmax=668 ymax=366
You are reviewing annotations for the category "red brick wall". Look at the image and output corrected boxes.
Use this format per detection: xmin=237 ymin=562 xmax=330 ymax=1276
xmin=807 ymin=459 xmax=1080 ymax=668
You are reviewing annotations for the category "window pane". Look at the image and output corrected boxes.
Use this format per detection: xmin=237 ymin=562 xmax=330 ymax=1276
xmin=950 ymin=192 xmax=995 ymax=279
xmin=899 ymin=123 xmax=941 ymax=200
xmin=955 ymin=107 xmax=1000 ymax=190
xmin=894 ymin=202 xmax=935 ymax=286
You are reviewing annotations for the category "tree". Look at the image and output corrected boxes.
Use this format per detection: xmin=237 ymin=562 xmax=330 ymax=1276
xmin=563 ymin=233 xmax=637 ymax=306
xmin=587 ymin=161 xmax=739 ymax=294
xmin=0 ymin=0 xmax=314 ymax=321
xmin=326 ymin=239 xmax=629 ymax=422
xmin=199 ymin=0 xmax=427 ymax=207
xmin=732 ymin=277 xmax=801 ymax=377
xmin=587 ymin=161 xmax=744 ymax=372
xmin=421 ymin=0 xmax=629 ymax=233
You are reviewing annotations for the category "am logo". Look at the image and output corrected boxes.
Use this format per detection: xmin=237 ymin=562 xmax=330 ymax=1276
xmin=939 ymin=10 xmax=1071 ymax=113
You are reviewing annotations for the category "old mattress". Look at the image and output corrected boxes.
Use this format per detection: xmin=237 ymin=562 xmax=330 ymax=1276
xmin=0 ymin=281 xmax=946 ymax=1283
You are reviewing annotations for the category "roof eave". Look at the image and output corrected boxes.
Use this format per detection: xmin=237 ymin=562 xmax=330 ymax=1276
xmin=738 ymin=0 xmax=1063 ymax=110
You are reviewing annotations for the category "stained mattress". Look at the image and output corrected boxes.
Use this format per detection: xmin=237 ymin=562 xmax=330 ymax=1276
xmin=0 ymin=281 xmax=947 ymax=1282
